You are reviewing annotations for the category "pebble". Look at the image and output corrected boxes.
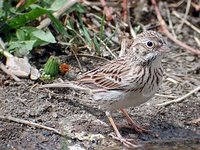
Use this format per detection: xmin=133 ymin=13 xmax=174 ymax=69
xmin=52 ymin=112 xmax=58 ymax=118
xmin=186 ymin=56 xmax=195 ymax=62
xmin=30 ymin=66 xmax=40 ymax=80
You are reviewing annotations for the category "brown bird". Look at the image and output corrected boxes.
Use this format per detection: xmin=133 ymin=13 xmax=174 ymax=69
xmin=40 ymin=31 xmax=169 ymax=147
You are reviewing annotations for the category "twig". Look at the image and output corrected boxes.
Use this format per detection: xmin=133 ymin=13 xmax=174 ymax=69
xmin=96 ymin=36 xmax=117 ymax=58
xmin=151 ymin=0 xmax=200 ymax=56
xmin=0 ymin=115 xmax=64 ymax=136
xmin=155 ymin=93 xmax=177 ymax=99
xmin=127 ymin=3 xmax=136 ymax=39
xmin=70 ymin=47 xmax=83 ymax=72
xmin=76 ymin=21 xmax=92 ymax=52
xmin=63 ymin=26 xmax=92 ymax=51
xmin=71 ymin=54 xmax=111 ymax=62
xmin=0 ymin=39 xmax=21 ymax=81
xmin=173 ymin=11 xmax=200 ymax=35
xmin=16 ymin=0 xmax=25 ymax=8
xmin=119 ymin=38 xmax=127 ymax=57
xmin=168 ymin=0 xmax=184 ymax=8
xmin=187 ymin=118 xmax=200 ymax=124
xmin=100 ymin=0 xmax=113 ymax=21
xmin=83 ymin=0 xmax=102 ymax=6
xmin=37 ymin=0 xmax=77 ymax=29
xmin=194 ymin=36 xmax=200 ymax=47
xmin=177 ymin=0 xmax=191 ymax=31
xmin=59 ymin=37 xmax=83 ymax=71
xmin=157 ymin=86 xmax=200 ymax=106
xmin=122 ymin=0 xmax=128 ymax=22
xmin=166 ymin=77 xmax=179 ymax=84
xmin=29 ymin=83 xmax=39 ymax=93
xmin=165 ymin=3 xmax=176 ymax=38
xmin=87 ymin=13 xmax=116 ymax=29
xmin=0 ymin=63 xmax=21 ymax=82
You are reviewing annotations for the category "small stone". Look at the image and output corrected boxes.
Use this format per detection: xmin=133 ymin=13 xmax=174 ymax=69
xmin=52 ymin=112 xmax=58 ymax=118
xmin=68 ymin=144 xmax=85 ymax=150
xmin=129 ymin=134 xmax=138 ymax=138
xmin=30 ymin=66 xmax=40 ymax=80
xmin=186 ymin=56 xmax=195 ymax=62
xmin=166 ymin=68 xmax=171 ymax=72
xmin=6 ymin=56 xmax=31 ymax=77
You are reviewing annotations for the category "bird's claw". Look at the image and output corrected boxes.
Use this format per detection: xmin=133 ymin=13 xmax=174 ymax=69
xmin=110 ymin=134 xmax=141 ymax=148
xmin=129 ymin=124 xmax=150 ymax=134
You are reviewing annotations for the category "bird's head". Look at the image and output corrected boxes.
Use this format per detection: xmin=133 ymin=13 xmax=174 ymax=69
xmin=129 ymin=31 xmax=170 ymax=65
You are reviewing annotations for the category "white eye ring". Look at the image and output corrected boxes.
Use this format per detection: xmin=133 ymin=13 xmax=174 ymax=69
xmin=146 ymin=41 xmax=154 ymax=48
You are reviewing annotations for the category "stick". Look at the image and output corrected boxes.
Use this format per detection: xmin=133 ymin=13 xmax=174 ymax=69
xmin=96 ymin=36 xmax=117 ymax=59
xmin=0 ymin=63 xmax=21 ymax=82
xmin=122 ymin=0 xmax=128 ymax=22
xmin=176 ymin=0 xmax=191 ymax=31
xmin=173 ymin=11 xmax=200 ymax=35
xmin=155 ymin=93 xmax=177 ymax=99
xmin=194 ymin=36 xmax=200 ymax=47
xmin=71 ymin=54 xmax=110 ymax=62
xmin=187 ymin=118 xmax=200 ymax=124
xmin=37 ymin=0 xmax=77 ymax=29
xmin=0 ymin=115 xmax=64 ymax=136
xmin=151 ymin=0 xmax=200 ymax=56
xmin=70 ymin=47 xmax=83 ymax=72
xmin=157 ymin=86 xmax=200 ymax=106
xmin=165 ymin=3 xmax=176 ymax=38
xmin=119 ymin=38 xmax=127 ymax=57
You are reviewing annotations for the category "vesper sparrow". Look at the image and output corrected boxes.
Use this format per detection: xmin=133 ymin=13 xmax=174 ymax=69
xmin=40 ymin=31 xmax=169 ymax=147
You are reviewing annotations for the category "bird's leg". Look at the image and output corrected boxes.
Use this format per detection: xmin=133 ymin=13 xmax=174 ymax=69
xmin=105 ymin=111 xmax=139 ymax=148
xmin=120 ymin=109 xmax=149 ymax=133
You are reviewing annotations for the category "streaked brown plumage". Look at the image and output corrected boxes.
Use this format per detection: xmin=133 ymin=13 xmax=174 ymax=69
xmin=40 ymin=31 xmax=169 ymax=148
xmin=75 ymin=31 xmax=168 ymax=112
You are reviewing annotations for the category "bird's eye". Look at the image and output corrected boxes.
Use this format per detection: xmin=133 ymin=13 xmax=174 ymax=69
xmin=146 ymin=41 xmax=154 ymax=48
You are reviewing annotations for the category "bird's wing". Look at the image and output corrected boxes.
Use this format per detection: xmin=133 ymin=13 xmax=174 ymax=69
xmin=77 ymin=57 xmax=143 ymax=90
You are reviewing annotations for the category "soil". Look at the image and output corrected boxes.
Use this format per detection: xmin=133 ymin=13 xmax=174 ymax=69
xmin=0 ymin=1 xmax=200 ymax=150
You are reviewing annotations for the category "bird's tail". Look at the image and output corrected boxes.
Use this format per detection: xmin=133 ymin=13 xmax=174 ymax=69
xmin=38 ymin=81 xmax=91 ymax=94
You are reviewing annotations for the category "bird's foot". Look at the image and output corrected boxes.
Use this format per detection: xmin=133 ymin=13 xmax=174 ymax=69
xmin=120 ymin=109 xmax=150 ymax=134
xmin=128 ymin=123 xmax=150 ymax=134
xmin=110 ymin=133 xmax=141 ymax=148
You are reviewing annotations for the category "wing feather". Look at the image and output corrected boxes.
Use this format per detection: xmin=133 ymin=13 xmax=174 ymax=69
xmin=77 ymin=57 xmax=136 ymax=90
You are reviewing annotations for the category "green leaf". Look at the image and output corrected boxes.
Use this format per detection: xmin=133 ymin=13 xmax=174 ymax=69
xmin=16 ymin=28 xmax=26 ymax=41
xmin=7 ymin=7 xmax=46 ymax=29
xmin=5 ymin=8 xmax=44 ymax=31
xmin=82 ymin=26 xmax=92 ymax=47
xmin=93 ymin=35 xmax=100 ymax=54
xmin=77 ymin=13 xmax=92 ymax=47
xmin=49 ymin=0 xmax=68 ymax=11
xmin=8 ymin=40 xmax=36 ymax=56
xmin=67 ymin=3 xmax=86 ymax=13
xmin=16 ymin=26 xmax=37 ymax=41
xmin=45 ymin=11 xmax=67 ymax=34
xmin=99 ymin=14 xmax=105 ymax=40
xmin=31 ymin=30 xmax=56 ymax=43
xmin=14 ymin=27 xmax=56 ymax=54
xmin=104 ymin=29 xmax=117 ymax=45
xmin=65 ymin=20 xmax=76 ymax=37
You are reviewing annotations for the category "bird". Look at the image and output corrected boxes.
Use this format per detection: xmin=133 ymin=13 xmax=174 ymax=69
xmin=39 ymin=30 xmax=170 ymax=148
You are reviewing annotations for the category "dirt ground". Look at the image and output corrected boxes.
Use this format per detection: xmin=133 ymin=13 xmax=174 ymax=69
xmin=1 ymin=1 xmax=200 ymax=150
xmin=1 ymin=40 xmax=200 ymax=150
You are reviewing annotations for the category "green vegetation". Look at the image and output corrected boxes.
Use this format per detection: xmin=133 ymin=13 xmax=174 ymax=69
xmin=0 ymin=0 xmax=114 ymax=57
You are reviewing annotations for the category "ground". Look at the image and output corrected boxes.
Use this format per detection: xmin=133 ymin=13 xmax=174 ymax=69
xmin=1 ymin=41 xmax=200 ymax=149
xmin=0 ymin=1 xmax=200 ymax=150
